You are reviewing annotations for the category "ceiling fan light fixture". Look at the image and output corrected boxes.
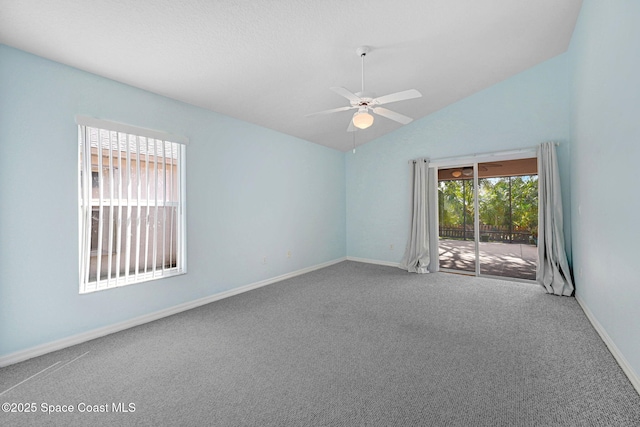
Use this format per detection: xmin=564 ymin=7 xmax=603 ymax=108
xmin=352 ymin=110 xmax=374 ymax=129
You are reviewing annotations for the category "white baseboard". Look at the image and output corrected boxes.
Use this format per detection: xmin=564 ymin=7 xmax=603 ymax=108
xmin=346 ymin=256 xmax=400 ymax=268
xmin=0 ymin=257 xmax=347 ymax=368
xmin=575 ymin=295 xmax=640 ymax=395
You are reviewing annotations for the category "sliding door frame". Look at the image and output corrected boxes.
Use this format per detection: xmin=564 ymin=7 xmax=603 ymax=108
xmin=429 ymin=148 xmax=537 ymax=281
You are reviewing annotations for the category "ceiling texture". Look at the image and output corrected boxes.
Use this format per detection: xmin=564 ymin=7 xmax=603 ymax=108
xmin=0 ymin=0 xmax=582 ymax=151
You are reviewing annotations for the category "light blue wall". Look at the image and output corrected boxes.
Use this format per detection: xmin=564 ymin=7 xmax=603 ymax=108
xmin=569 ymin=0 xmax=640 ymax=378
xmin=6 ymin=2 xmax=638 ymax=380
xmin=0 ymin=45 xmax=346 ymax=357
xmin=346 ymin=54 xmax=572 ymax=263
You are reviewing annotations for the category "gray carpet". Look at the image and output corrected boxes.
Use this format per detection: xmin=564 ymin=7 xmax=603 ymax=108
xmin=1 ymin=261 xmax=639 ymax=426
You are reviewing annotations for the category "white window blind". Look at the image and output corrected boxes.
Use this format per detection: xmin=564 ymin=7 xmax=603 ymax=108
xmin=77 ymin=116 xmax=187 ymax=294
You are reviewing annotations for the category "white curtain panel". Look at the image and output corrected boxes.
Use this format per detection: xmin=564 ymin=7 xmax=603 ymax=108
xmin=399 ymin=159 xmax=431 ymax=273
xmin=536 ymin=142 xmax=574 ymax=296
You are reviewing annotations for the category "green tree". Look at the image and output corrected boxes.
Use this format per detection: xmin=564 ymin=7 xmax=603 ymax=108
xmin=478 ymin=175 xmax=538 ymax=236
xmin=439 ymin=175 xmax=538 ymax=240
xmin=438 ymin=179 xmax=474 ymax=236
xmin=511 ymin=176 xmax=538 ymax=234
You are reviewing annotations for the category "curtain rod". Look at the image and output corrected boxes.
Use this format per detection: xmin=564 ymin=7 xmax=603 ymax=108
xmin=408 ymin=142 xmax=560 ymax=165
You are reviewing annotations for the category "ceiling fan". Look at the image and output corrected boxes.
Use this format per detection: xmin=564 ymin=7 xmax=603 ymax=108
xmin=450 ymin=163 xmax=503 ymax=178
xmin=306 ymin=46 xmax=422 ymax=132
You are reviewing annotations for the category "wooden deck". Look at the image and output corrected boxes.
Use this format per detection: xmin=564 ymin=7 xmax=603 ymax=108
xmin=438 ymin=239 xmax=537 ymax=280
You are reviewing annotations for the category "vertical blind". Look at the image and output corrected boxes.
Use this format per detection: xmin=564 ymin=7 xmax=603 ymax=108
xmin=77 ymin=117 xmax=187 ymax=293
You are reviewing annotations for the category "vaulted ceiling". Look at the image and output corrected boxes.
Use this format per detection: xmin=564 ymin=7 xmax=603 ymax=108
xmin=0 ymin=0 xmax=583 ymax=151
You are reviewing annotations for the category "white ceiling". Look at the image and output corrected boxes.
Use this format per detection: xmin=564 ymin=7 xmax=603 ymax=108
xmin=0 ymin=0 xmax=582 ymax=151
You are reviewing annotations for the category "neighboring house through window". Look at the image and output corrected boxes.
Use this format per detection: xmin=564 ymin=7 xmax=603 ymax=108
xmin=77 ymin=116 xmax=187 ymax=293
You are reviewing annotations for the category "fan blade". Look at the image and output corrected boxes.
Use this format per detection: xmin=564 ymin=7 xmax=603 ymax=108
xmin=373 ymin=89 xmax=422 ymax=106
xmin=305 ymin=105 xmax=356 ymax=117
xmin=331 ymin=87 xmax=362 ymax=103
xmin=372 ymin=107 xmax=413 ymax=124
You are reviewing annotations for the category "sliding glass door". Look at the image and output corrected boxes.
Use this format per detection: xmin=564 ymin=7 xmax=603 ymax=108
xmin=437 ymin=158 xmax=538 ymax=281
xmin=438 ymin=167 xmax=475 ymax=273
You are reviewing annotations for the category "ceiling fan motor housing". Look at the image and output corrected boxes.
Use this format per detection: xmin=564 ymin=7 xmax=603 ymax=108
xmin=351 ymin=94 xmax=375 ymax=108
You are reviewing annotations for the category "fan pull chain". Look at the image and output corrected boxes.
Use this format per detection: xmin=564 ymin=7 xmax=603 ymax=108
xmin=352 ymin=130 xmax=356 ymax=153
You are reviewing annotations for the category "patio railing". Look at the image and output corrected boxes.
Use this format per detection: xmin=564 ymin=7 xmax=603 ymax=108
xmin=439 ymin=225 xmax=536 ymax=244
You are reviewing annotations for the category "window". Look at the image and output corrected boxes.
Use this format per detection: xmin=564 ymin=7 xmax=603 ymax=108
xmin=77 ymin=116 xmax=187 ymax=293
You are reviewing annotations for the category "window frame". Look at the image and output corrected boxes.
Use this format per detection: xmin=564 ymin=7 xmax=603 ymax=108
xmin=77 ymin=116 xmax=188 ymax=294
